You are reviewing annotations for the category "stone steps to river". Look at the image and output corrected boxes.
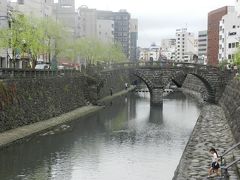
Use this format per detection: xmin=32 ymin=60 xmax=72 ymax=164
xmin=173 ymin=105 xmax=240 ymax=180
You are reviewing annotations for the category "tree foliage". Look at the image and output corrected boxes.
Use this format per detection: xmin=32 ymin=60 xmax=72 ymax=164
xmin=0 ymin=12 xmax=127 ymax=68
xmin=64 ymin=38 xmax=127 ymax=64
xmin=234 ymin=47 xmax=240 ymax=67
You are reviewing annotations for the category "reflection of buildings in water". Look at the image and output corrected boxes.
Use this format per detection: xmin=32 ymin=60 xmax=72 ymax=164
xmin=149 ymin=105 xmax=163 ymax=124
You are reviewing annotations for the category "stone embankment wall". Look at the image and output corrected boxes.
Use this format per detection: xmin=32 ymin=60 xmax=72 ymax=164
xmin=183 ymin=74 xmax=240 ymax=142
xmin=97 ymin=69 xmax=133 ymax=98
xmin=218 ymin=78 xmax=240 ymax=142
xmin=174 ymin=74 xmax=240 ymax=179
xmin=0 ymin=69 xmax=132 ymax=133
xmin=0 ymin=76 xmax=88 ymax=132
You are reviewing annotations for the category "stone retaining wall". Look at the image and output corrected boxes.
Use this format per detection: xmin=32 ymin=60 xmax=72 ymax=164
xmin=0 ymin=69 xmax=133 ymax=133
xmin=98 ymin=69 xmax=133 ymax=98
xmin=182 ymin=74 xmax=240 ymax=142
xmin=174 ymin=75 xmax=240 ymax=179
xmin=218 ymin=78 xmax=240 ymax=142
xmin=0 ymin=76 xmax=88 ymax=132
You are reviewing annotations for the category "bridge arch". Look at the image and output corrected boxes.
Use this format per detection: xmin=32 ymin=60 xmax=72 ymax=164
xmin=170 ymin=70 xmax=215 ymax=102
xmin=133 ymin=70 xmax=164 ymax=106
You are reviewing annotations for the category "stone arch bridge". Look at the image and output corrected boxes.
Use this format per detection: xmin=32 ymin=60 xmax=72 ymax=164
xmin=105 ymin=62 xmax=235 ymax=106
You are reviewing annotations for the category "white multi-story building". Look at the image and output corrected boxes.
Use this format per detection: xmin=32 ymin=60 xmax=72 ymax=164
xmin=97 ymin=19 xmax=114 ymax=43
xmin=10 ymin=0 xmax=53 ymax=17
xmin=160 ymin=39 xmax=176 ymax=60
xmin=139 ymin=43 xmax=160 ymax=61
xmin=198 ymin=30 xmax=208 ymax=64
xmin=139 ymin=48 xmax=149 ymax=61
xmin=77 ymin=6 xmax=97 ymax=38
xmin=219 ymin=2 xmax=239 ymax=63
xmin=175 ymin=28 xmax=197 ymax=63
xmin=54 ymin=0 xmax=77 ymax=37
xmin=149 ymin=43 xmax=160 ymax=61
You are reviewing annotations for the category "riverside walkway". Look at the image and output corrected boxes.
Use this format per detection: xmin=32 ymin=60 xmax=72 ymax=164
xmin=0 ymin=86 xmax=135 ymax=148
xmin=173 ymin=103 xmax=240 ymax=179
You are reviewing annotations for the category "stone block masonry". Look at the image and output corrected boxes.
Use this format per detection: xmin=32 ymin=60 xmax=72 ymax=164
xmin=0 ymin=69 xmax=133 ymax=133
xmin=219 ymin=78 xmax=240 ymax=142
xmin=173 ymin=105 xmax=240 ymax=179
xmin=174 ymin=75 xmax=240 ymax=179
xmin=97 ymin=69 xmax=133 ymax=99
xmin=0 ymin=76 xmax=88 ymax=133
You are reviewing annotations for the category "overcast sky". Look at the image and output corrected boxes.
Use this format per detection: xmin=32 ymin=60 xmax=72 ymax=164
xmin=75 ymin=0 xmax=236 ymax=47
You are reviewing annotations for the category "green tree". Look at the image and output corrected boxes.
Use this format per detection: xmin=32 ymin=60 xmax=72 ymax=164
xmin=40 ymin=18 xmax=70 ymax=61
xmin=0 ymin=13 xmax=46 ymax=68
xmin=0 ymin=13 xmax=70 ymax=69
xmin=234 ymin=47 xmax=240 ymax=67
xmin=67 ymin=38 xmax=127 ymax=65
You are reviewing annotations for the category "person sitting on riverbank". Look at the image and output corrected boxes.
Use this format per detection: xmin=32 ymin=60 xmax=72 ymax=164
xmin=208 ymin=147 xmax=221 ymax=178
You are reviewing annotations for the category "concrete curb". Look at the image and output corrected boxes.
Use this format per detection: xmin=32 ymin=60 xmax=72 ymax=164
xmin=0 ymin=86 xmax=135 ymax=148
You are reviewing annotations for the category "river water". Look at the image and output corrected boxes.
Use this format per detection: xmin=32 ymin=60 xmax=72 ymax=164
xmin=0 ymin=91 xmax=200 ymax=180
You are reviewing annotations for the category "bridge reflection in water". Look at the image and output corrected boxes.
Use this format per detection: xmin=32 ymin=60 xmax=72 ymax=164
xmin=0 ymin=91 xmax=200 ymax=180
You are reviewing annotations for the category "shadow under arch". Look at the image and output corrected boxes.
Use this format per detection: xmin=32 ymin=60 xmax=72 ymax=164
xmin=133 ymin=72 xmax=153 ymax=94
xmin=170 ymin=71 xmax=215 ymax=103
xmin=190 ymin=73 xmax=215 ymax=102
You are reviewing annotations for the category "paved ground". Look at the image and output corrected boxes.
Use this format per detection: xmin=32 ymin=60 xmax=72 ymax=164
xmin=0 ymin=86 xmax=135 ymax=148
xmin=173 ymin=104 xmax=240 ymax=180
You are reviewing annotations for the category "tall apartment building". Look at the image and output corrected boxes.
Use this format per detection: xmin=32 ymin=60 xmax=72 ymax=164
xmin=97 ymin=19 xmax=114 ymax=43
xmin=0 ymin=0 xmax=9 ymax=68
xmin=77 ymin=6 xmax=136 ymax=59
xmin=175 ymin=28 xmax=196 ymax=62
xmin=112 ymin=10 xmax=130 ymax=58
xmin=54 ymin=0 xmax=77 ymax=36
xmin=219 ymin=1 xmax=240 ymax=63
xmin=207 ymin=6 xmax=230 ymax=66
xmin=198 ymin=30 xmax=208 ymax=64
xmin=77 ymin=6 xmax=97 ymax=38
xmin=130 ymin=19 xmax=138 ymax=61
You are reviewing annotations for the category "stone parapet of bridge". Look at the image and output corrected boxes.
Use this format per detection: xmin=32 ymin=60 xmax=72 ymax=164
xmin=100 ymin=61 xmax=235 ymax=105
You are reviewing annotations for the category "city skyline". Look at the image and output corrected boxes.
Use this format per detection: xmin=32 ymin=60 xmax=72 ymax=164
xmin=74 ymin=0 xmax=235 ymax=47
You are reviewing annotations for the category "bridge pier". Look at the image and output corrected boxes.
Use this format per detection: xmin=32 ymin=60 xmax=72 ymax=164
xmin=150 ymin=88 xmax=163 ymax=106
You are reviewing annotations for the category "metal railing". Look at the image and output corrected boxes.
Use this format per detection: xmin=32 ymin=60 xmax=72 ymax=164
xmin=219 ymin=142 xmax=240 ymax=179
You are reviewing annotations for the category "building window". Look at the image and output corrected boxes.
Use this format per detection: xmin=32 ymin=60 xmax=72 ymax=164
xmin=236 ymin=42 xmax=239 ymax=47
xmin=233 ymin=25 xmax=236 ymax=28
xmin=232 ymin=43 xmax=236 ymax=48
xmin=229 ymin=32 xmax=237 ymax=36
xmin=228 ymin=43 xmax=231 ymax=48
xmin=17 ymin=0 xmax=24 ymax=4
xmin=228 ymin=54 xmax=232 ymax=59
